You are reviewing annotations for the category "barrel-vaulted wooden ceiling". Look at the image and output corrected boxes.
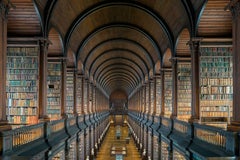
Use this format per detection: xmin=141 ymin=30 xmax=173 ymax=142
xmin=7 ymin=0 xmax=232 ymax=97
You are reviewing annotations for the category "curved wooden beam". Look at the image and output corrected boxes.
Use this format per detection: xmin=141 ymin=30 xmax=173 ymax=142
xmin=64 ymin=1 xmax=174 ymax=58
xmin=92 ymin=58 xmax=145 ymax=81
xmin=89 ymin=53 xmax=148 ymax=78
xmin=96 ymin=64 xmax=141 ymax=83
xmin=99 ymin=72 xmax=138 ymax=88
xmin=84 ymin=38 xmax=154 ymax=70
xmin=87 ymin=48 xmax=151 ymax=74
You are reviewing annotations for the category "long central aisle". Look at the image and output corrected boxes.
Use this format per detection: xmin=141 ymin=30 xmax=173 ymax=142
xmin=96 ymin=125 xmax=141 ymax=160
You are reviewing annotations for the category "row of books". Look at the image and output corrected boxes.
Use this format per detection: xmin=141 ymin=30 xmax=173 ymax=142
xmin=7 ymin=57 xmax=38 ymax=63
xmin=200 ymin=72 xmax=232 ymax=77
xmin=6 ymin=80 xmax=37 ymax=86
xmin=201 ymin=106 xmax=231 ymax=111
xmin=200 ymin=47 xmax=232 ymax=56
xmin=7 ymin=115 xmax=38 ymax=124
xmin=7 ymin=69 xmax=38 ymax=74
xmin=7 ymin=107 xmax=37 ymax=115
xmin=7 ymin=63 xmax=38 ymax=68
xmin=7 ymin=47 xmax=38 ymax=54
xmin=201 ymin=86 xmax=233 ymax=94
xmin=7 ymin=93 xmax=37 ymax=99
xmin=7 ymin=99 xmax=37 ymax=107
xmin=200 ymin=78 xmax=232 ymax=86
xmin=7 ymin=74 xmax=38 ymax=80
xmin=200 ymin=94 xmax=233 ymax=100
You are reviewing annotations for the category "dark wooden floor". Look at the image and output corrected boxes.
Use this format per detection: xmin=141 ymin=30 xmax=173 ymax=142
xmin=96 ymin=125 xmax=141 ymax=160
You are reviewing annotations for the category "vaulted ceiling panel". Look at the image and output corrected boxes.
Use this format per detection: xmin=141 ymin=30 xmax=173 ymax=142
xmin=68 ymin=4 xmax=169 ymax=56
xmin=78 ymin=26 xmax=158 ymax=65
xmin=8 ymin=0 xmax=42 ymax=36
xmin=197 ymin=0 xmax=232 ymax=37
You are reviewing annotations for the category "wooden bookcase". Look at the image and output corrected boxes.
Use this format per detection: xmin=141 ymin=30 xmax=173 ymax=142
xmin=76 ymin=75 xmax=83 ymax=115
xmin=164 ymin=71 xmax=172 ymax=118
xmin=6 ymin=47 xmax=39 ymax=125
xmin=155 ymin=76 xmax=162 ymax=115
xmin=177 ymin=62 xmax=192 ymax=121
xmin=161 ymin=140 xmax=169 ymax=159
xmin=47 ymin=62 xmax=62 ymax=120
xmin=51 ymin=149 xmax=65 ymax=160
xmin=66 ymin=71 xmax=74 ymax=117
xmin=199 ymin=47 xmax=233 ymax=128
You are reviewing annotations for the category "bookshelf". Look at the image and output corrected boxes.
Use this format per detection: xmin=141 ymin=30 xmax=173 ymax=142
xmin=161 ymin=140 xmax=169 ymax=159
xmin=155 ymin=76 xmax=162 ymax=115
xmin=147 ymin=131 xmax=152 ymax=158
xmin=164 ymin=71 xmax=172 ymax=118
xmin=6 ymin=47 xmax=39 ymax=125
xmin=199 ymin=47 xmax=233 ymax=128
xmin=78 ymin=133 xmax=85 ymax=159
xmin=153 ymin=135 xmax=160 ymax=160
xmin=66 ymin=71 xmax=74 ymax=117
xmin=177 ymin=62 xmax=192 ymax=121
xmin=145 ymin=84 xmax=149 ymax=113
xmin=51 ymin=149 xmax=65 ymax=160
xmin=173 ymin=149 xmax=186 ymax=160
xmin=68 ymin=141 xmax=77 ymax=160
xmin=83 ymin=79 xmax=88 ymax=114
xmin=76 ymin=75 xmax=83 ymax=115
xmin=47 ymin=62 xmax=62 ymax=120
xmin=150 ymin=81 xmax=154 ymax=114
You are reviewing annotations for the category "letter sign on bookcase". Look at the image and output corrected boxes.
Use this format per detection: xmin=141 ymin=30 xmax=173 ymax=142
xmin=47 ymin=62 xmax=62 ymax=120
xmin=6 ymin=47 xmax=39 ymax=125
xmin=199 ymin=47 xmax=233 ymax=128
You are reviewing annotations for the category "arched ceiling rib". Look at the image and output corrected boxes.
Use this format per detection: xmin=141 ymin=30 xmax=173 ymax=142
xmin=99 ymin=70 xmax=139 ymax=87
xmin=96 ymin=65 xmax=141 ymax=85
xmin=78 ymin=23 xmax=160 ymax=62
xmin=89 ymin=51 xmax=149 ymax=76
xmin=84 ymin=38 xmax=154 ymax=71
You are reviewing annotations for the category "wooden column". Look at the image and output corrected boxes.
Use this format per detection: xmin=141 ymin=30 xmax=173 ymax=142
xmin=39 ymin=39 xmax=49 ymax=121
xmin=189 ymin=38 xmax=201 ymax=122
xmin=0 ymin=0 xmax=9 ymax=125
xmin=171 ymin=58 xmax=178 ymax=119
xmin=61 ymin=59 xmax=66 ymax=118
xmin=228 ymin=1 xmax=240 ymax=131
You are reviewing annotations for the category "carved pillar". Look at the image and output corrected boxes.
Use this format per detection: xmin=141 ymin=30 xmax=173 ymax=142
xmin=189 ymin=38 xmax=201 ymax=122
xmin=0 ymin=1 xmax=9 ymax=124
xmin=61 ymin=59 xmax=66 ymax=118
xmin=228 ymin=1 xmax=240 ymax=131
xmin=171 ymin=58 xmax=178 ymax=119
xmin=39 ymin=39 xmax=49 ymax=121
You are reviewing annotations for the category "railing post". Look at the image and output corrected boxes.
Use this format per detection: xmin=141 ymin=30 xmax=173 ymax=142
xmin=0 ymin=130 xmax=13 ymax=155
